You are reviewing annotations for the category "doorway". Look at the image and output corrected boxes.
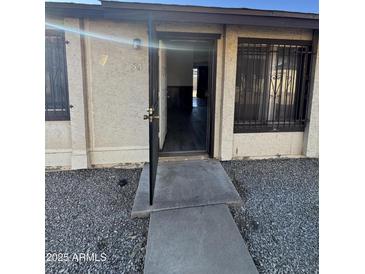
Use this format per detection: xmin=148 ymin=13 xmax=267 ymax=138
xmin=158 ymin=37 xmax=217 ymax=157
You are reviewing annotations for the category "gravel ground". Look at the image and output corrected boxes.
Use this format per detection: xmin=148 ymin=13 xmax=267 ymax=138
xmin=46 ymin=158 xmax=318 ymax=273
xmin=45 ymin=168 xmax=148 ymax=273
xmin=222 ymin=158 xmax=319 ymax=274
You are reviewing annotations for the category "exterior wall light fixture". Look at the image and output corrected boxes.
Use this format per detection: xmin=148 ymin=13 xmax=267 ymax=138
xmin=133 ymin=38 xmax=141 ymax=49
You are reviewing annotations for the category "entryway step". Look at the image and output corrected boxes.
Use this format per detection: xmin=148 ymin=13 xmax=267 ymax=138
xmin=131 ymin=159 xmax=242 ymax=218
xmin=144 ymin=204 xmax=258 ymax=274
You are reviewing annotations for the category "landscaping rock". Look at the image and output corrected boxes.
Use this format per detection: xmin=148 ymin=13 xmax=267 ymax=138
xmin=45 ymin=168 xmax=148 ymax=273
xmin=222 ymin=158 xmax=319 ymax=274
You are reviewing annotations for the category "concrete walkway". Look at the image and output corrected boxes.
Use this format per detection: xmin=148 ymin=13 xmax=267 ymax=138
xmin=132 ymin=159 xmax=242 ymax=218
xmin=132 ymin=159 xmax=258 ymax=274
xmin=144 ymin=204 xmax=258 ymax=274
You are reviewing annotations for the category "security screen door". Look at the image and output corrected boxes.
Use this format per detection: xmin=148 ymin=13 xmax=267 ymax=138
xmin=145 ymin=16 xmax=159 ymax=205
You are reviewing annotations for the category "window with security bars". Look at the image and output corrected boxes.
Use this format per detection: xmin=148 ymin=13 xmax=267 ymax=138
xmin=234 ymin=38 xmax=313 ymax=133
xmin=45 ymin=30 xmax=70 ymax=121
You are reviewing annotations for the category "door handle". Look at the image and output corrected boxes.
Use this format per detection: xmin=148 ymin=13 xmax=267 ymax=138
xmin=144 ymin=114 xmax=159 ymax=122
xmin=144 ymin=108 xmax=153 ymax=121
xmin=143 ymin=108 xmax=159 ymax=121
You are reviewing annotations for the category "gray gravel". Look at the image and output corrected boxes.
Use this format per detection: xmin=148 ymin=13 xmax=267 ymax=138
xmin=46 ymin=158 xmax=318 ymax=273
xmin=222 ymin=158 xmax=319 ymax=274
xmin=45 ymin=168 xmax=148 ymax=273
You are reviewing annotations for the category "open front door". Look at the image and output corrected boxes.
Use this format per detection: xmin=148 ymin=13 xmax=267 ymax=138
xmin=146 ymin=17 xmax=159 ymax=205
xmin=207 ymin=40 xmax=217 ymax=157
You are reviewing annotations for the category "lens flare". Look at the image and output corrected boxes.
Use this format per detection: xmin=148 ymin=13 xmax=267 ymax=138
xmin=45 ymin=22 xmax=209 ymax=52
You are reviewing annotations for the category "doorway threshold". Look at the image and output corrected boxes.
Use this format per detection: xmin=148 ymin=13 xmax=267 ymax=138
xmin=159 ymin=151 xmax=208 ymax=162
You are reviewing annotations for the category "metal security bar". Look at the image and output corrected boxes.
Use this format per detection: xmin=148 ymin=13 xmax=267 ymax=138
xmin=234 ymin=38 xmax=313 ymax=133
xmin=45 ymin=30 xmax=70 ymax=121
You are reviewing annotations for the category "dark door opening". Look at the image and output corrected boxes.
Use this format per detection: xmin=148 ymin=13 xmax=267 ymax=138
xmin=159 ymin=39 xmax=213 ymax=155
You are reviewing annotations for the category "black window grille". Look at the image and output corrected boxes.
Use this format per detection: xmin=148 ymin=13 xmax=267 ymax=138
xmin=45 ymin=30 xmax=70 ymax=121
xmin=234 ymin=38 xmax=313 ymax=133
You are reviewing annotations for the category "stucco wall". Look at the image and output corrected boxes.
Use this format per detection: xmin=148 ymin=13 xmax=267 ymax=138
xmin=45 ymin=121 xmax=72 ymax=167
xmin=219 ymin=24 xmax=314 ymax=160
xmin=82 ymin=19 xmax=149 ymax=165
xmin=86 ymin=21 xmax=226 ymax=165
xmin=45 ymin=17 xmax=72 ymax=168
xmin=233 ymin=132 xmax=304 ymax=159
xmin=45 ymin=17 xmax=319 ymax=169
xmin=303 ymin=49 xmax=319 ymax=157
xmin=45 ymin=19 xmax=226 ymax=168
xmin=65 ymin=18 xmax=90 ymax=169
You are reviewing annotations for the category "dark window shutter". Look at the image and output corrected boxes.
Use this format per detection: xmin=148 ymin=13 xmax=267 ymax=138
xmin=45 ymin=30 xmax=70 ymax=121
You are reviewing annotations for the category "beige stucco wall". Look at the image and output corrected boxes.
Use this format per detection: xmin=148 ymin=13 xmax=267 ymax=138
xmin=45 ymin=16 xmax=91 ymax=169
xmin=45 ymin=19 xmax=225 ymax=169
xmin=219 ymin=24 xmax=314 ymax=160
xmin=45 ymin=121 xmax=72 ymax=168
xmin=303 ymin=50 xmax=319 ymax=157
xmin=65 ymin=18 xmax=91 ymax=169
xmin=233 ymin=132 xmax=304 ymax=159
xmin=83 ymin=19 xmax=149 ymax=165
xmin=87 ymin=21 xmax=225 ymax=166
xmin=45 ymin=17 xmax=150 ymax=168
xmin=45 ymin=121 xmax=72 ymax=150
xmin=156 ymin=22 xmax=223 ymax=34
xmin=45 ymin=17 xmax=73 ymax=169
xmin=45 ymin=17 xmax=319 ymax=169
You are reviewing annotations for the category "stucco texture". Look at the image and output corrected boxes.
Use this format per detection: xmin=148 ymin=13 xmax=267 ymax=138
xmin=219 ymin=24 xmax=315 ymax=160
xmin=86 ymin=20 xmax=148 ymax=145
xmin=233 ymin=132 xmax=304 ymax=158
xmin=304 ymin=51 xmax=319 ymax=157
xmin=45 ymin=121 xmax=72 ymax=167
xmin=84 ymin=20 xmax=149 ymax=164
xmin=46 ymin=121 xmax=72 ymax=150
xmin=45 ymin=17 xmax=73 ymax=168
xmin=45 ymin=18 xmax=319 ymax=168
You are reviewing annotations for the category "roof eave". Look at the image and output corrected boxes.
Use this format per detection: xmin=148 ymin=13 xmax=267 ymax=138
xmin=45 ymin=2 xmax=319 ymax=30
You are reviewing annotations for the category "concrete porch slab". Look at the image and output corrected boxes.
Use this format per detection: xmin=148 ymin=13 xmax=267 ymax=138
xmin=131 ymin=159 xmax=242 ymax=218
xmin=144 ymin=204 xmax=259 ymax=274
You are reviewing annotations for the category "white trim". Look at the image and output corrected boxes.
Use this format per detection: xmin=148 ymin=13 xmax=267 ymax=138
xmin=46 ymin=149 xmax=72 ymax=154
xmin=91 ymin=146 xmax=149 ymax=152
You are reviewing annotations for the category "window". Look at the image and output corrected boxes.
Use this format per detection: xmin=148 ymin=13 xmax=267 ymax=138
xmin=234 ymin=38 xmax=313 ymax=133
xmin=45 ymin=30 xmax=70 ymax=121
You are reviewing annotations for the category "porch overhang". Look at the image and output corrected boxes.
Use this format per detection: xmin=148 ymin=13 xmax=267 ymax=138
xmin=45 ymin=1 xmax=319 ymax=30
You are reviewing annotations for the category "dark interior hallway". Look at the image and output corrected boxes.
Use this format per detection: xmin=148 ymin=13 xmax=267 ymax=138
xmin=162 ymin=97 xmax=207 ymax=152
xmin=160 ymin=40 xmax=210 ymax=154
